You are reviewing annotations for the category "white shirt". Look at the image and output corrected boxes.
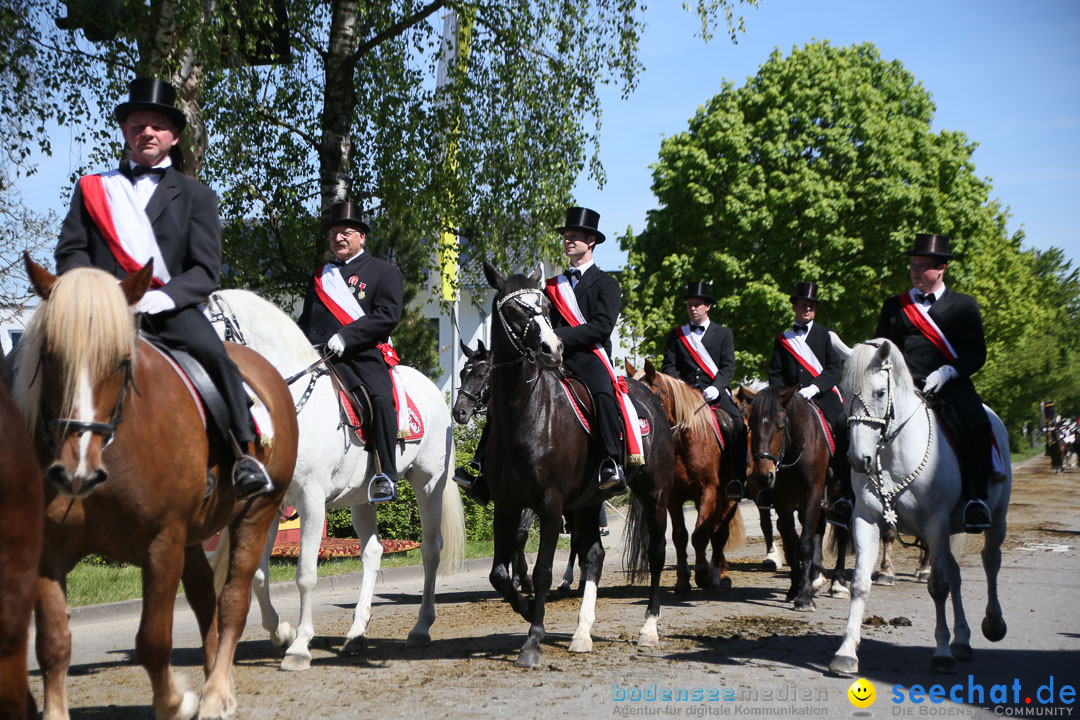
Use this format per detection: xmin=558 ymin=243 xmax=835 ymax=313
xmin=128 ymin=157 xmax=172 ymax=209
xmin=912 ymin=284 xmax=947 ymax=308
xmin=792 ymin=319 xmax=814 ymax=335
xmin=336 ymin=249 xmax=365 ymax=265
xmin=566 ymin=259 xmax=594 ymax=287
xmin=689 ymin=318 xmax=711 ymax=334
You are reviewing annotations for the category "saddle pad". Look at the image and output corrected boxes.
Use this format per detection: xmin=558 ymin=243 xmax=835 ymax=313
xmin=338 ymin=389 xmax=424 ymax=444
xmin=143 ymin=341 xmax=206 ymax=428
xmin=707 ymin=408 xmax=725 ymax=451
xmin=811 ymin=404 xmax=836 ymax=457
xmin=560 ymin=379 xmax=651 ymax=439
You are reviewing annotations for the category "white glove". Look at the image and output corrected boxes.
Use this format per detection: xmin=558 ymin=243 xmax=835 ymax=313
xmin=327 ymin=333 xmax=346 ymax=357
xmin=703 ymin=385 xmax=720 ymax=402
xmin=923 ymin=365 xmax=958 ymax=394
xmin=134 ymin=289 xmax=176 ymax=315
xmin=798 ymin=385 xmax=820 ymax=400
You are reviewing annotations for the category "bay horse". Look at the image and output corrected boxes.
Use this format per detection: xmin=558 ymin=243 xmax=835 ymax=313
xmin=0 ymin=382 xmax=43 ymax=720
xmin=630 ymin=360 xmax=746 ymax=592
xmin=747 ymin=385 xmax=849 ymax=610
xmin=482 ymin=263 xmax=674 ymax=667
xmin=14 ymin=259 xmax=298 ymax=719
xmin=734 ymin=384 xmax=784 ymax=571
xmin=206 ymin=289 xmax=465 ymax=670
xmin=830 ymin=339 xmax=1010 ymax=674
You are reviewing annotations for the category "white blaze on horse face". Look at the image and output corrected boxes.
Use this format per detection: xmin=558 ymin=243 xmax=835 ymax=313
xmin=74 ymin=365 xmax=95 ymax=478
xmin=521 ymin=291 xmax=562 ymax=360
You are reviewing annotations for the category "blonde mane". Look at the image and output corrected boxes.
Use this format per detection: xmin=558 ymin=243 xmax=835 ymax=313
xmin=14 ymin=268 xmax=136 ymax=439
xmin=655 ymin=372 xmax=713 ymax=440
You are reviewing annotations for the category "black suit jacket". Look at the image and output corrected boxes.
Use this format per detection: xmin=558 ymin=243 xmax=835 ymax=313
xmin=298 ymin=251 xmax=403 ymax=397
xmin=56 ymin=165 xmax=221 ymax=310
xmin=662 ymin=322 xmax=736 ymax=392
xmin=768 ymin=322 xmax=844 ymax=427
xmin=874 ymin=288 xmax=986 ymax=381
xmin=549 ymin=266 xmax=621 ymax=386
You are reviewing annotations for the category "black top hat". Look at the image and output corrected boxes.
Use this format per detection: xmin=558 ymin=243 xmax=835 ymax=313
xmin=684 ymin=281 xmax=715 ymax=304
xmin=555 ymin=206 xmax=605 ymax=244
xmin=905 ymin=233 xmax=955 ymax=260
xmin=789 ymin=281 xmax=821 ymax=304
xmin=324 ymin=202 xmax=371 ymax=235
xmin=114 ymin=78 xmax=187 ymax=131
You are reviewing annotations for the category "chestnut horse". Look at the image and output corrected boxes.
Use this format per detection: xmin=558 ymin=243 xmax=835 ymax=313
xmin=630 ymin=360 xmax=746 ymax=592
xmin=13 ymin=260 xmax=298 ymax=720
xmin=747 ymin=385 xmax=848 ymax=610
xmin=0 ymin=381 xmax=43 ymax=720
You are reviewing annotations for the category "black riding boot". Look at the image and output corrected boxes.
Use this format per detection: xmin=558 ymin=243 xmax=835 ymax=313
xmin=367 ymin=394 xmax=399 ymax=504
xmin=453 ymin=421 xmax=491 ymax=505
xmin=962 ymin=424 xmax=993 ymax=532
xmin=724 ymin=414 xmax=748 ymax=501
xmin=595 ymin=394 xmax=627 ymax=494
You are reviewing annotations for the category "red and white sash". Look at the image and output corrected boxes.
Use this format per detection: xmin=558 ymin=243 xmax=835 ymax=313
xmin=314 ymin=263 xmax=408 ymax=434
xmin=776 ymin=328 xmax=843 ymax=401
xmin=79 ymin=172 xmax=170 ymax=288
xmin=677 ymin=324 xmax=718 ymax=379
xmin=544 ymin=275 xmax=644 ymax=465
xmin=897 ymin=290 xmax=957 ymax=361
xmin=897 ymin=291 xmax=1004 ymax=474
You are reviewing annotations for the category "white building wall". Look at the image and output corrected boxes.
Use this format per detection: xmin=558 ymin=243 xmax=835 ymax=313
xmin=1 ymin=305 xmax=36 ymax=356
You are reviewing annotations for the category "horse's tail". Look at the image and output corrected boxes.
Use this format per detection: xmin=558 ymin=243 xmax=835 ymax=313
xmin=724 ymin=501 xmax=746 ymax=551
xmin=621 ymin=493 xmax=650 ymax=585
xmin=207 ymin=528 xmax=232 ymax=597
xmin=825 ymin=522 xmax=853 ymax=557
xmin=439 ymin=468 xmax=467 ymax=575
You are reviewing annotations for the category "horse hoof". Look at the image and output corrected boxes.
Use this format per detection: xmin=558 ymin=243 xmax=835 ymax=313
xmin=716 ymin=576 xmax=733 ymax=591
xmin=341 ymin=634 xmax=368 ymax=655
xmin=829 ymin=583 xmax=850 ymax=599
xmin=949 ymin=642 xmax=973 ymax=661
xmin=196 ymin=691 xmax=230 ymax=720
xmin=930 ymin=655 xmax=956 ymax=674
xmin=515 ymin=649 xmax=543 ymax=668
xmin=982 ymin=616 xmax=1007 ymax=642
xmin=569 ymin=635 xmax=593 ymax=653
xmin=405 ymin=630 xmax=432 ymax=648
xmin=637 ymin=632 xmax=661 ymax=648
xmin=873 ymin=572 xmax=895 ymax=586
xmin=829 ymin=653 xmax=858 ymax=676
xmin=793 ymin=599 xmax=816 ymax=612
xmin=915 ymin=569 xmax=931 ymax=582
xmin=279 ymin=652 xmax=312 ymax=672
xmin=271 ymin=623 xmax=296 ymax=653
xmin=811 ymin=575 xmax=827 ymax=594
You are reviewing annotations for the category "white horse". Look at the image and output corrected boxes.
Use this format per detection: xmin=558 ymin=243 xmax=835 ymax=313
xmin=207 ymin=289 xmax=465 ymax=671
xmin=829 ymin=339 xmax=1010 ymax=675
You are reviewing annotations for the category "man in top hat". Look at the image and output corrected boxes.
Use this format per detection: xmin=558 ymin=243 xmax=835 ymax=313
xmin=768 ymin=282 xmax=852 ymax=526
xmin=874 ymin=233 xmax=994 ymax=532
xmin=662 ymin=281 xmax=747 ymax=499
xmin=298 ymin=202 xmax=404 ymax=503
xmin=55 ymin=77 xmax=273 ymax=498
xmin=545 ymin=206 xmax=628 ymax=493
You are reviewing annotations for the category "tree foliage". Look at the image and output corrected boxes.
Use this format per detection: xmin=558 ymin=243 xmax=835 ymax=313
xmin=620 ymin=40 xmax=1080 ymax=441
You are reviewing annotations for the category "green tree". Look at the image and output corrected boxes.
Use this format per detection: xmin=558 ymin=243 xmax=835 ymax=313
xmin=620 ymin=40 xmax=1080 ymax=440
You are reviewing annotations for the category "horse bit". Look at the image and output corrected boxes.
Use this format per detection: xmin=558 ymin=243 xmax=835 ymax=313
xmin=847 ymin=341 xmax=934 ymax=528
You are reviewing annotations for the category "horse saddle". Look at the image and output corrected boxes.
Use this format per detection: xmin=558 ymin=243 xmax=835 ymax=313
xmin=559 ymin=374 xmax=651 ymax=439
xmin=325 ymin=363 xmax=424 ymax=444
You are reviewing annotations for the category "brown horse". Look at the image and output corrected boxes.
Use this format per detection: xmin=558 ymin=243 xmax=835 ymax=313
xmin=747 ymin=385 xmax=848 ymax=610
xmin=734 ymin=384 xmax=786 ymax=571
xmin=14 ymin=259 xmax=298 ymax=720
xmin=0 ymin=381 xmax=43 ymax=720
xmin=631 ymin=360 xmax=745 ymax=592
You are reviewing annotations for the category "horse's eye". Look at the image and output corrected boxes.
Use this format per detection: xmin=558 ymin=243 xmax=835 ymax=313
xmin=875 ymin=388 xmax=886 ymax=398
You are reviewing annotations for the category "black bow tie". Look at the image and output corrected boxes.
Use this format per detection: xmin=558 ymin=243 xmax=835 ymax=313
xmin=122 ymin=164 xmax=166 ymax=182
xmin=330 ymin=258 xmax=346 ymax=267
xmin=690 ymin=324 xmax=704 ymax=333
xmin=565 ymin=268 xmax=582 ymax=283
xmin=915 ymin=292 xmax=937 ymax=305
xmin=793 ymin=324 xmax=808 ymax=334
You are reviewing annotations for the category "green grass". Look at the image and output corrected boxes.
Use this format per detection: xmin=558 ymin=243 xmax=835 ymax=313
xmin=65 ymin=534 xmax=570 ymax=608
xmin=1010 ymin=444 xmax=1044 ymax=463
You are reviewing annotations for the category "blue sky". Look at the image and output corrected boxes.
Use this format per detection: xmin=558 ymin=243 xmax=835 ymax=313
xmin=579 ymin=0 xmax=1080 ymax=272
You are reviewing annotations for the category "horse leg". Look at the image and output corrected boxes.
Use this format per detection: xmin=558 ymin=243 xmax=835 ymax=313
xmin=513 ymin=503 xmax=562 ymax=668
xmin=569 ymin=505 xmax=604 ymax=654
xmin=639 ymin=491 xmax=670 ymax=647
xmin=138 ymin=542 xmax=199 ymax=720
xmin=35 ymin=572 xmax=72 ymax=720
xmin=708 ymin=503 xmax=733 ymax=590
xmin=945 ymin=546 xmax=973 ymax=661
xmin=341 ymin=502 xmax=382 ymax=654
xmin=776 ymin=509 xmax=802 ymax=603
xmin=692 ymin=488 xmax=717 ymax=588
xmin=924 ymin=526 xmax=957 ymax=673
xmin=760 ymin=506 xmax=783 ymax=570
xmin=792 ymin=503 xmax=820 ymax=611
xmin=874 ymin=526 xmax=896 ymax=585
xmin=406 ymin=467 xmax=443 ymax=648
xmin=980 ymin=508 xmax=1008 ymax=643
xmin=489 ymin=504 xmax=532 ymax=620
xmin=829 ymin=514 xmax=880 ymax=675
xmin=557 ymin=534 xmax=575 ymax=596
xmin=280 ymin=488 xmax=327 ymax=671
xmin=669 ymin=498 xmax=691 ymax=594
xmin=828 ymin=525 xmax=851 ymax=598
xmin=200 ymin=503 xmax=278 ymax=719
xmin=181 ymin=546 xmax=220 ymax=680
xmin=518 ymin=508 xmax=538 ymax=596
xmin=250 ymin=514 xmax=294 ymax=652
xmin=915 ymin=539 xmax=932 ymax=582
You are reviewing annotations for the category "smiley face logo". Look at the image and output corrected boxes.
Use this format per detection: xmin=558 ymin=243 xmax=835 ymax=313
xmin=847 ymin=678 xmax=876 ymax=708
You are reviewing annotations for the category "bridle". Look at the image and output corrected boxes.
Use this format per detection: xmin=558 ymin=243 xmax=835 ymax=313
xmin=752 ymin=403 xmax=803 ymax=472
xmin=457 ymin=358 xmax=492 ymax=415
xmin=39 ymin=353 xmax=134 ymax=457
xmin=494 ymin=288 xmax=548 ymax=363
xmin=846 ymin=341 xmax=934 ymax=528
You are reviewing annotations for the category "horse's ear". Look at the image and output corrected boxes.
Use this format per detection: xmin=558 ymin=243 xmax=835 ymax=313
xmin=781 ymin=385 xmax=799 ymax=403
xmin=24 ymin=252 xmax=56 ymax=300
xmin=643 ymin=358 xmax=657 ymax=383
xmin=625 ymin=359 xmax=637 ymax=376
xmin=120 ymin=261 xmax=155 ymax=306
xmin=459 ymin=339 xmax=474 ymax=359
xmin=874 ymin=339 xmax=892 ymax=365
xmin=527 ymin=265 xmax=543 ymax=284
xmin=483 ymin=262 xmax=504 ymax=291
xmin=477 ymin=338 xmax=488 ymax=354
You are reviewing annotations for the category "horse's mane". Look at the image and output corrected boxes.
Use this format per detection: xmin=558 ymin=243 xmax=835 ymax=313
xmin=14 ymin=268 xmax=136 ymax=439
xmin=842 ymin=339 xmax=915 ymax=403
xmin=500 ymin=272 xmax=539 ymax=296
xmin=212 ymin=289 xmax=318 ymax=371
xmin=749 ymin=385 xmax=786 ymax=426
xmin=654 ymin=372 xmax=712 ymax=439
